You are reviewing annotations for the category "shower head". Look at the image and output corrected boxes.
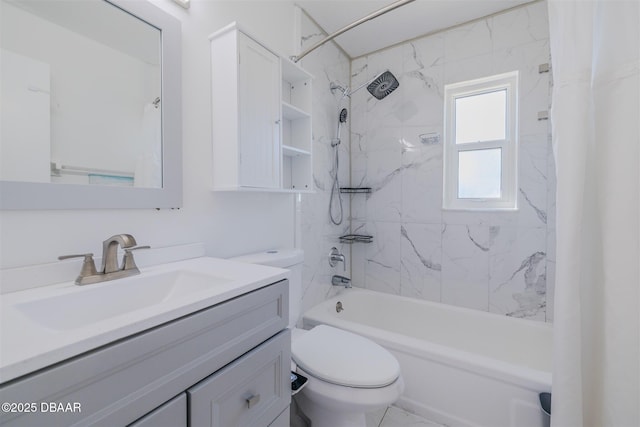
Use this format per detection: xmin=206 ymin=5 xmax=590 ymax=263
xmin=366 ymin=71 xmax=399 ymax=100
xmin=332 ymin=70 xmax=400 ymax=101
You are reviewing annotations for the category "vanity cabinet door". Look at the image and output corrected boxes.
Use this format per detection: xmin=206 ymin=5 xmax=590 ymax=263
xmin=188 ymin=330 xmax=291 ymax=427
xmin=128 ymin=393 xmax=186 ymax=427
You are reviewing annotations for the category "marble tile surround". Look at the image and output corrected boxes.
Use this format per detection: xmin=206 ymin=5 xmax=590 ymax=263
xmin=298 ymin=11 xmax=352 ymax=315
xmin=349 ymin=1 xmax=555 ymax=322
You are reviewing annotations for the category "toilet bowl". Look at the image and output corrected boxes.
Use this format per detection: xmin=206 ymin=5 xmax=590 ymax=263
xmin=231 ymin=250 xmax=404 ymax=427
xmin=292 ymin=325 xmax=404 ymax=427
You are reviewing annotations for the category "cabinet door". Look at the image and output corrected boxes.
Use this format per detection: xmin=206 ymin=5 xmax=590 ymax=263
xmin=188 ymin=330 xmax=291 ymax=427
xmin=128 ymin=394 xmax=186 ymax=427
xmin=237 ymin=33 xmax=280 ymax=189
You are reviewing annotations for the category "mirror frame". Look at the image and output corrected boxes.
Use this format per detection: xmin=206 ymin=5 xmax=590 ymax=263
xmin=0 ymin=0 xmax=182 ymax=210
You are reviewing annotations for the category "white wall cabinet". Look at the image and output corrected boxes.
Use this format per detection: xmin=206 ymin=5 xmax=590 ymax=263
xmin=210 ymin=22 xmax=313 ymax=192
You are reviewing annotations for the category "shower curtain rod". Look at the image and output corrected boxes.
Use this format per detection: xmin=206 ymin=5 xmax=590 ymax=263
xmin=291 ymin=0 xmax=416 ymax=63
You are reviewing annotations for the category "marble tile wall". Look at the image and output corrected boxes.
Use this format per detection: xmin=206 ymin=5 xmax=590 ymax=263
xmin=349 ymin=2 xmax=555 ymax=322
xmin=297 ymin=10 xmax=353 ymax=316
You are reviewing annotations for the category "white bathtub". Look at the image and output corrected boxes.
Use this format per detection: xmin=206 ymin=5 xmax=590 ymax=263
xmin=302 ymin=288 xmax=552 ymax=427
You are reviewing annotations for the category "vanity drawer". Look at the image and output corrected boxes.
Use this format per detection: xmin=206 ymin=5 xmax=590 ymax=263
xmin=128 ymin=393 xmax=186 ymax=427
xmin=188 ymin=330 xmax=291 ymax=427
xmin=0 ymin=280 xmax=288 ymax=427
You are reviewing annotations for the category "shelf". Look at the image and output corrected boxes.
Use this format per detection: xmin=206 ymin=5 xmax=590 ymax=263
xmin=281 ymin=58 xmax=311 ymax=83
xmin=282 ymin=145 xmax=311 ymax=157
xmin=340 ymin=187 xmax=372 ymax=194
xmin=339 ymin=234 xmax=373 ymax=244
xmin=282 ymin=102 xmax=310 ymax=120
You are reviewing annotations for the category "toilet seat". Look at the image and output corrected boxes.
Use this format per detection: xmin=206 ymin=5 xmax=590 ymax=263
xmin=292 ymin=325 xmax=400 ymax=388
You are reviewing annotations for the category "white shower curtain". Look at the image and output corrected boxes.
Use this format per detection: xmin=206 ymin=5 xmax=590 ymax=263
xmin=547 ymin=1 xmax=639 ymax=426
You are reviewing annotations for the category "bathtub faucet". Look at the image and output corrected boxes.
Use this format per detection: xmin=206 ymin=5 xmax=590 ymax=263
xmin=332 ymin=275 xmax=352 ymax=288
xmin=329 ymin=247 xmax=346 ymax=271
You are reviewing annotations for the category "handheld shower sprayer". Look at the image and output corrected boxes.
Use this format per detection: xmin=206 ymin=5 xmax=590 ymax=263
xmin=332 ymin=108 xmax=348 ymax=147
xmin=330 ymin=108 xmax=348 ymax=225
xmin=339 ymin=108 xmax=348 ymax=123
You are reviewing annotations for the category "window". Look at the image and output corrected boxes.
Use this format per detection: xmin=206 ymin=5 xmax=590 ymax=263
xmin=443 ymin=71 xmax=518 ymax=210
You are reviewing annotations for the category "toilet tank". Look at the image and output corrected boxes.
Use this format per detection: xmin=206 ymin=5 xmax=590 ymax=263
xmin=230 ymin=249 xmax=303 ymax=329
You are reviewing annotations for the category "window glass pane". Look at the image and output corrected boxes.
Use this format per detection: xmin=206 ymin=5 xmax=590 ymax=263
xmin=455 ymin=89 xmax=506 ymax=144
xmin=458 ymin=148 xmax=502 ymax=198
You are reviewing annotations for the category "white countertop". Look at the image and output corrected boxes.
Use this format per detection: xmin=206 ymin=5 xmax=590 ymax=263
xmin=0 ymin=257 xmax=288 ymax=383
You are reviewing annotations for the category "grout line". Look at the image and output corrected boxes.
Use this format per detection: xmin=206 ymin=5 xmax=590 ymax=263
xmin=378 ymin=406 xmax=391 ymax=427
xmin=296 ymin=6 xmax=351 ymax=60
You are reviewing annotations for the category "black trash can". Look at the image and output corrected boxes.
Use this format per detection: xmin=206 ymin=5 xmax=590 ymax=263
xmin=539 ymin=392 xmax=551 ymax=427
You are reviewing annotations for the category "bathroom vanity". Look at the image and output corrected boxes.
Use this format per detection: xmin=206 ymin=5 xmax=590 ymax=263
xmin=0 ymin=258 xmax=291 ymax=427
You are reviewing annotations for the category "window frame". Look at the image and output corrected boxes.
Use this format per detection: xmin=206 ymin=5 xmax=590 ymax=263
xmin=443 ymin=71 xmax=519 ymax=210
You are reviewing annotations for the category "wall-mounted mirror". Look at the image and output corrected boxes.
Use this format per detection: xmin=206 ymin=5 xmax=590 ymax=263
xmin=0 ymin=0 xmax=182 ymax=209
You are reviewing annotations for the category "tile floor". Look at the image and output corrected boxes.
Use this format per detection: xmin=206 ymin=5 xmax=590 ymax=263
xmin=366 ymin=406 xmax=444 ymax=427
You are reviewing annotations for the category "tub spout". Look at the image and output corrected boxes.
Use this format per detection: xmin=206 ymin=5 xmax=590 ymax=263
xmin=332 ymin=275 xmax=352 ymax=288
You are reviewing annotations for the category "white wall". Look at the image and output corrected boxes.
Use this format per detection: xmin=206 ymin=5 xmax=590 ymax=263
xmin=0 ymin=1 xmax=299 ymax=279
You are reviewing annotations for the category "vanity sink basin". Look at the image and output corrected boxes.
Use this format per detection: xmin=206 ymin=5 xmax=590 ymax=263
xmin=15 ymin=270 xmax=232 ymax=330
xmin=1 ymin=256 xmax=289 ymax=383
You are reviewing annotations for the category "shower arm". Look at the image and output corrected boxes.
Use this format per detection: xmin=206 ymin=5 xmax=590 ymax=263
xmin=291 ymin=0 xmax=416 ymax=63
xmin=343 ymin=73 xmax=384 ymax=97
xmin=330 ymin=73 xmax=382 ymax=98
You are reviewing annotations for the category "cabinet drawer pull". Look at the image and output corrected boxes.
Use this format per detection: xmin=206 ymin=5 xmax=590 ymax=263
xmin=246 ymin=393 xmax=260 ymax=408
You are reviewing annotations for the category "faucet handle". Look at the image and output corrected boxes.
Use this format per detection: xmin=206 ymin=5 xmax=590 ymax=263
xmin=122 ymin=246 xmax=150 ymax=271
xmin=58 ymin=253 xmax=94 ymax=261
xmin=329 ymin=247 xmax=346 ymax=271
xmin=58 ymin=253 xmax=98 ymax=283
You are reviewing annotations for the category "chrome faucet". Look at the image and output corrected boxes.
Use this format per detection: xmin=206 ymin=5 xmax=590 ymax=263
xmin=332 ymin=275 xmax=352 ymax=288
xmin=59 ymin=234 xmax=149 ymax=285
xmin=329 ymin=247 xmax=346 ymax=271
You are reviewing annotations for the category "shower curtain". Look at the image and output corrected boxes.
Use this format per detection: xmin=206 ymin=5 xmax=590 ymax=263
xmin=547 ymin=1 xmax=639 ymax=426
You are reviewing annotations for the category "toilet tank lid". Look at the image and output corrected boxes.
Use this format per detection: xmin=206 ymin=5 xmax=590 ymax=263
xmin=230 ymin=249 xmax=303 ymax=268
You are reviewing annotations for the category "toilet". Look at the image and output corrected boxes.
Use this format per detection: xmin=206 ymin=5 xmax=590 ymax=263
xmin=231 ymin=249 xmax=404 ymax=427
